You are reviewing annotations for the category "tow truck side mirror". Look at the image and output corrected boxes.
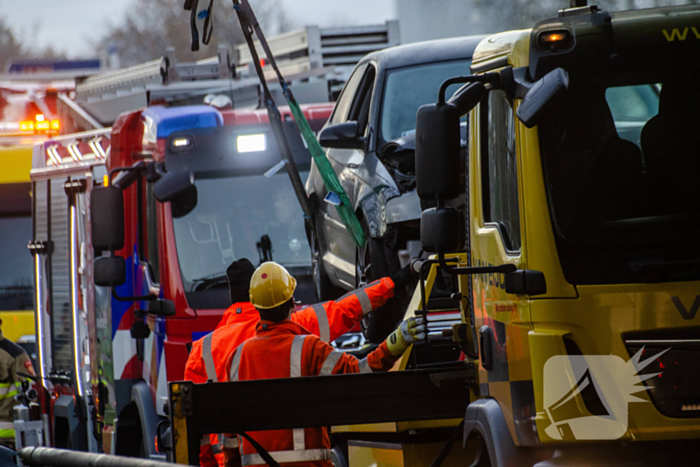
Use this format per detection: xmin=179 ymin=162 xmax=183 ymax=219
xmin=516 ymin=67 xmax=569 ymax=128
xmin=318 ymin=122 xmax=365 ymax=150
xmin=415 ymin=103 xmax=461 ymax=201
xmin=504 ymin=270 xmax=547 ymax=296
xmin=420 ymin=207 xmax=465 ymax=253
xmin=91 ymin=186 xmax=125 ymax=252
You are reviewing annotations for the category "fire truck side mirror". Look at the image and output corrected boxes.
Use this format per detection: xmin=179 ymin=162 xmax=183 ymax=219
xmin=94 ymin=256 xmax=126 ymax=287
xmin=148 ymin=299 xmax=176 ymax=317
xmin=153 ymin=169 xmax=198 ymax=218
xmin=415 ymin=102 xmax=461 ymax=201
xmin=91 ymin=186 xmax=125 ymax=252
xmin=420 ymin=207 xmax=465 ymax=253
xmin=153 ymin=169 xmax=195 ymax=203
xmin=516 ymin=67 xmax=569 ymax=128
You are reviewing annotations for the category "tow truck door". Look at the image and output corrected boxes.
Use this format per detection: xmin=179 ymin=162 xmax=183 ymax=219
xmin=470 ymin=88 xmax=537 ymax=445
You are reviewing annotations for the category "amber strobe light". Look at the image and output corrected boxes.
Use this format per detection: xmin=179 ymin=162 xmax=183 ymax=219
xmin=538 ymin=30 xmax=573 ymax=51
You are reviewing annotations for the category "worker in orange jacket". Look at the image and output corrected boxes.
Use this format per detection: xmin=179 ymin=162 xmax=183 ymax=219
xmin=222 ymin=262 xmax=425 ymax=467
xmin=185 ymin=258 xmax=415 ymax=467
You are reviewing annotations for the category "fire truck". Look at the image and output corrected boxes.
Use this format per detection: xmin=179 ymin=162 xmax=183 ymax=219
xmin=21 ymin=19 xmax=400 ymax=457
xmin=27 ymin=102 xmax=332 ymax=456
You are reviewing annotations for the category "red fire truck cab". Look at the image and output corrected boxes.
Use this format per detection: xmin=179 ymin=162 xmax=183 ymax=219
xmin=29 ymin=103 xmax=332 ymax=457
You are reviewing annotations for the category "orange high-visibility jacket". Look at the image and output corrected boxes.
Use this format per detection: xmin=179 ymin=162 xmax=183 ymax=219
xmin=185 ymin=278 xmax=396 ymax=466
xmin=225 ymin=319 xmax=401 ymax=467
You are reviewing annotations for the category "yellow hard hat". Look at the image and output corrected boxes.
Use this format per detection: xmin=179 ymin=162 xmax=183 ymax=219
xmin=249 ymin=262 xmax=297 ymax=309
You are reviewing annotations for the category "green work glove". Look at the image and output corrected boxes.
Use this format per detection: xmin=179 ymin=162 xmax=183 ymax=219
xmin=386 ymin=317 xmax=427 ymax=356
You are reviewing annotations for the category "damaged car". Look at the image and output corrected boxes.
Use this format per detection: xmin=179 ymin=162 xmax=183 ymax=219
xmin=305 ymin=36 xmax=483 ymax=341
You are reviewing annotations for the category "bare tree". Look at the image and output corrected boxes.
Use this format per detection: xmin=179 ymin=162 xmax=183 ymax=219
xmin=95 ymin=0 xmax=295 ymax=67
xmin=0 ymin=16 xmax=25 ymax=71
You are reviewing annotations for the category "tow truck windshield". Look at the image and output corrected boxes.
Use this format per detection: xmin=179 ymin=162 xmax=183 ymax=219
xmin=539 ymin=79 xmax=700 ymax=285
xmin=173 ymin=171 xmax=311 ymax=293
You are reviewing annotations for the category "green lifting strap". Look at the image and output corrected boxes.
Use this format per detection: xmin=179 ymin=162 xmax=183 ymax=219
xmin=286 ymin=100 xmax=367 ymax=248
xmin=232 ymin=0 xmax=367 ymax=248
xmin=0 ymin=428 xmax=15 ymax=438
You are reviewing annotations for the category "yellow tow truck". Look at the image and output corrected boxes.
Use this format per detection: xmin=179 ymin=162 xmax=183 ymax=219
xmin=168 ymin=3 xmax=700 ymax=466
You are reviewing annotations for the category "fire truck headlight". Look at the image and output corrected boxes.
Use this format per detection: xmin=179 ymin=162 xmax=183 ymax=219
xmin=237 ymin=134 xmax=266 ymax=153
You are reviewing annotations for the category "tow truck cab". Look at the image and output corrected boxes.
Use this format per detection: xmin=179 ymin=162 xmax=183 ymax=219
xmin=413 ymin=3 xmax=700 ymax=466
xmin=30 ymin=103 xmax=332 ymax=456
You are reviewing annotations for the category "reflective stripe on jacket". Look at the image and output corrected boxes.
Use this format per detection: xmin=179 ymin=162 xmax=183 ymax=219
xmin=225 ymin=320 xmax=400 ymax=467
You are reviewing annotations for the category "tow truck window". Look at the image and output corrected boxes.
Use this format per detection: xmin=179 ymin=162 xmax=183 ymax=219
xmin=539 ymin=80 xmax=700 ymax=285
xmin=482 ymin=89 xmax=520 ymax=252
xmin=605 ymin=85 xmax=659 ymax=148
xmin=0 ymin=215 xmax=33 ymax=310
xmin=172 ymin=171 xmax=311 ymax=293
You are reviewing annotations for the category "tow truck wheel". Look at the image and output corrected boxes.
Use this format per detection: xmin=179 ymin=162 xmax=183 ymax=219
xmin=311 ymin=228 xmax=344 ymax=301
xmin=356 ymin=219 xmax=405 ymax=343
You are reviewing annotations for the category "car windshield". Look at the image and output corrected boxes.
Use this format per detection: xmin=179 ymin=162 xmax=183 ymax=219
xmin=0 ymin=215 xmax=33 ymax=310
xmin=173 ymin=172 xmax=311 ymax=292
xmin=538 ymin=79 xmax=700 ymax=285
xmin=380 ymin=59 xmax=471 ymax=145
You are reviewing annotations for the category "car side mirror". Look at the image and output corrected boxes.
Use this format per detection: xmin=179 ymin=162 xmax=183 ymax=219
xmin=94 ymin=256 xmax=126 ymax=287
xmin=415 ymin=103 xmax=461 ymax=201
xmin=505 ymin=270 xmax=547 ymax=296
xmin=318 ymin=122 xmax=364 ymax=150
xmin=516 ymin=67 xmax=568 ymax=128
xmin=420 ymin=207 xmax=465 ymax=253
xmin=91 ymin=186 xmax=124 ymax=252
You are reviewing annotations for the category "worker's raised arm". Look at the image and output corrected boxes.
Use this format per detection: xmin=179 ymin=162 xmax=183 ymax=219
xmin=292 ymin=265 xmax=415 ymax=342
xmin=305 ymin=317 xmax=426 ymax=375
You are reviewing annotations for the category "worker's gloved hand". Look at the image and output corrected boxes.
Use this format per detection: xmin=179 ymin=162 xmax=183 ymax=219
xmin=386 ymin=317 xmax=427 ymax=356
xmin=390 ymin=264 xmax=417 ymax=289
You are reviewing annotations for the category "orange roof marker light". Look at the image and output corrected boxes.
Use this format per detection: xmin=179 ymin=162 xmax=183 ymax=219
xmin=20 ymin=121 xmax=34 ymax=131
xmin=538 ymin=29 xmax=573 ymax=51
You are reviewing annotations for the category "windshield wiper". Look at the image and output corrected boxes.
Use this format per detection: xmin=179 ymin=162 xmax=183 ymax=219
xmin=630 ymin=258 xmax=700 ymax=273
xmin=629 ymin=258 xmax=700 ymax=283
xmin=190 ymin=272 xmax=228 ymax=292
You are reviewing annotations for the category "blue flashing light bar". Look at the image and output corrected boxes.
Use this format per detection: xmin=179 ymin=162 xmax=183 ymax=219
xmin=141 ymin=106 xmax=224 ymax=140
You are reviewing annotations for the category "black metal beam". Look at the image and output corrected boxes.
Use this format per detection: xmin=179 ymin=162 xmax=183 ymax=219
xmin=170 ymin=368 xmax=473 ymax=465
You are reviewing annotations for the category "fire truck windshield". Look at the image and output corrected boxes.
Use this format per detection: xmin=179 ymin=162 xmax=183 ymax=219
xmin=538 ymin=78 xmax=700 ymax=285
xmin=172 ymin=171 xmax=311 ymax=293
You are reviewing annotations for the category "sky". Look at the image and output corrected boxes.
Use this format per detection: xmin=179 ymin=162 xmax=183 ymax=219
xmin=0 ymin=0 xmax=396 ymax=58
